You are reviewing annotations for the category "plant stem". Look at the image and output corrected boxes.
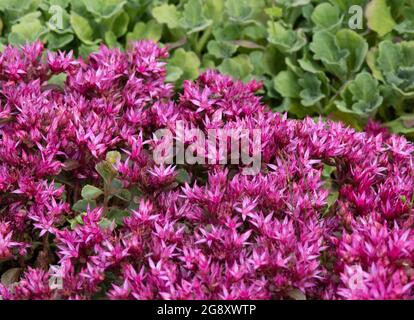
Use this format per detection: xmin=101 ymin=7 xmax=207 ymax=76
xmin=325 ymin=79 xmax=352 ymax=114
xmin=195 ymin=26 xmax=212 ymax=56
xmin=103 ymin=179 xmax=111 ymax=216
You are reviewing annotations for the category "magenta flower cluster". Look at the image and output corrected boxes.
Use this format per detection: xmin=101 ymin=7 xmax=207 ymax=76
xmin=1 ymin=41 xmax=414 ymax=300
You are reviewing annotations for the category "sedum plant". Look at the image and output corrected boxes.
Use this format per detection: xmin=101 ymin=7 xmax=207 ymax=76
xmin=1 ymin=1 xmax=414 ymax=136
xmin=1 ymin=42 xmax=414 ymax=299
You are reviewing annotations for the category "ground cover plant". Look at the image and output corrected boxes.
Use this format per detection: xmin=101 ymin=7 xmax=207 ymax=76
xmin=1 ymin=41 xmax=414 ymax=299
xmin=1 ymin=0 xmax=414 ymax=135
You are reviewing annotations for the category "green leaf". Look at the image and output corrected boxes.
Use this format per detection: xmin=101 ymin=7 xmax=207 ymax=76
xmin=202 ymin=54 xmax=216 ymax=69
xmin=176 ymin=169 xmax=191 ymax=184
xmin=276 ymin=0 xmax=311 ymax=7
xmin=366 ymin=0 xmax=396 ymax=37
xmin=126 ymin=20 xmax=162 ymax=43
xmin=105 ymin=31 xmax=119 ymax=48
xmin=377 ymin=40 xmax=400 ymax=74
xmin=377 ymin=40 xmax=414 ymax=95
xmin=265 ymin=6 xmax=283 ymax=18
xmin=218 ymin=54 xmax=254 ymax=81
xmin=49 ymin=0 xmax=69 ymax=8
xmin=311 ymin=3 xmax=342 ymax=31
xmin=395 ymin=20 xmax=414 ymax=35
xmin=152 ymin=4 xmax=180 ymax=29
xmin=82 ymin=0 xmax=126 ymax=19
xmin=95 ymin=160 xmax=116 ymax=183
xmin=72 ymin=199 xmax=97 ymax=213
xmin=225 ymin=0 xmax=253 ymax=23
xmin=366 ymin=47 xmax=384 ymax=81
xmin=262 ymin=46 xmax=286 ymax=76
xmin=386 ymin=114 xmax=414 ymax=137
xmin=81 ymin=184 xmax=103 ymax=200
xmin=267 ymin=21 xmax=306 ymax=54
xmin=106 ymin=151 xmax=121 ymax=165
xmin=70 ymin=12 xmax=100 ymax=45
xmin=203 ymin=0 xmax=224 ymax=24
xmin=335 ymin=72 xmax=383 ymax=117
xmin=242 ymin=25 xmax=267 ymax=41
xmin=284 ymin=99 xmax=312 ymax=118
xmin=336 ymin=29 xmax=368 ymax=74
xmin=79 ymin=43 xmax=100 ymax=59
xmin=298 ymin=56 xmax=330 ymax=90
xmin=48 ymin=73 xmax=67 ymax=87
xmin=107 ymin=208 xmax=130 ymax=226
xmin=331 ymin=0 xmax=366 ymax=11
xmin=273 ymin=70 xmax=300 ymax=98
xmin=16 ymin=11 xmax=42 ymax=23
xmin=9 ymin=19 xmax=43 ymax=45
xmin=169 ymin=48 xmax=200 ymax=82
xmin=68 ymin=212 xmax=87 ymax=229
xmin=110 ymin=178 xmax=123 ymax=192
xmin=45 ymin=32 xmax=74 ymax=49
xmin=310 ymin=30 xmax=348 ymax=79
xmin=287 ymin=289 xmax=306 ymax=300
xmin=249 ymin=51 xmax=266 ymax=76
xmin=1 ymin=268 xmax=22 ymax=285
xmin=207 ymin=40 xmax=238 ymax=59
xmin=179 ymin=0 xmax=212 ymax=34
xmin=213 ymin=25 xmax=239 ymax=41
xmin=114 ymin=189 xmax=131 ymax=202
xmin=111 ymin=11 xmax=129 ymax=37
xmin=298 ymin=73 xmax=325 ymax=106
xmin=327 ymin=190 xmax=339 ymax=208
xmin=285 ymin=57 xmax=304 ymax=76
xmin=166 ymin=65 xmax=184 ymax=83
xmin=98 ymin=217 xmax=114 ymax=229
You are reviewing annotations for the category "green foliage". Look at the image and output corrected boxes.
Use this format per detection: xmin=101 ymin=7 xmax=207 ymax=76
xmin=1 ymin=0 xmax=414 ymax=135
xmin=366 ymin=0 xmax=396 ymax=37
xmin=81 ymin=185 xmax=103 ymax=200
xmin=72 ymin=199 xmax=97 ymax=213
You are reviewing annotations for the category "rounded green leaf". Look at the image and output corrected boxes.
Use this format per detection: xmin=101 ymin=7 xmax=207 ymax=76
xmin=179 ymin=0 xmax=212 ymax=34
xmin=81 ymin=185 xmax=103 ymax=200
xmin=70 ymin=12 xmax=99 ymax=45
xmin=106 ymin=151 xmax=121 ymax=165
xmin=105 ymin=31 xmax=119 ymax=48
xmin=45 ymin=32 xmax=74 ymax=49
xmin=273 ymin=70 xmax=300 ymax=98
xmin=152 ymin=4 xmax=180 ymax=29
xmin=107 ymin=208 xmax=130 ymax=226
xmin=79 ymin=43 xmax=100 ymax=59
xmin=72 ymin=199 xmax=97 ymax=213
xmin=95 ymin=160 xmax=116 ymax=183
xmin=166 ymin=65 xmax=184 ymax=83
xmin=112 ymin=11 xmax=129 ymax=37
xmin=366 ymin=0 xmax=396 ymax=37
xmin=267 ymin=21 xmax=306 ymax=54
xmin=126 ymin=20 xmax=162 ymax=43
xmin=218 ymin=54 xmax=254 ymax=81
xmin=83 ymin=0 xmax=126 ymax=19
xmin=336 ymin=29 xmax=368 ymax=73
xmin=207 ymin=40 xmax=238 ymax=59
xmin=311 ymin=3 xmax=342 ymax=31
xmin=9 ymin=19 xmax=43 ymax=45
xmin=169 ymin=48 xmax=200 ymax=82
